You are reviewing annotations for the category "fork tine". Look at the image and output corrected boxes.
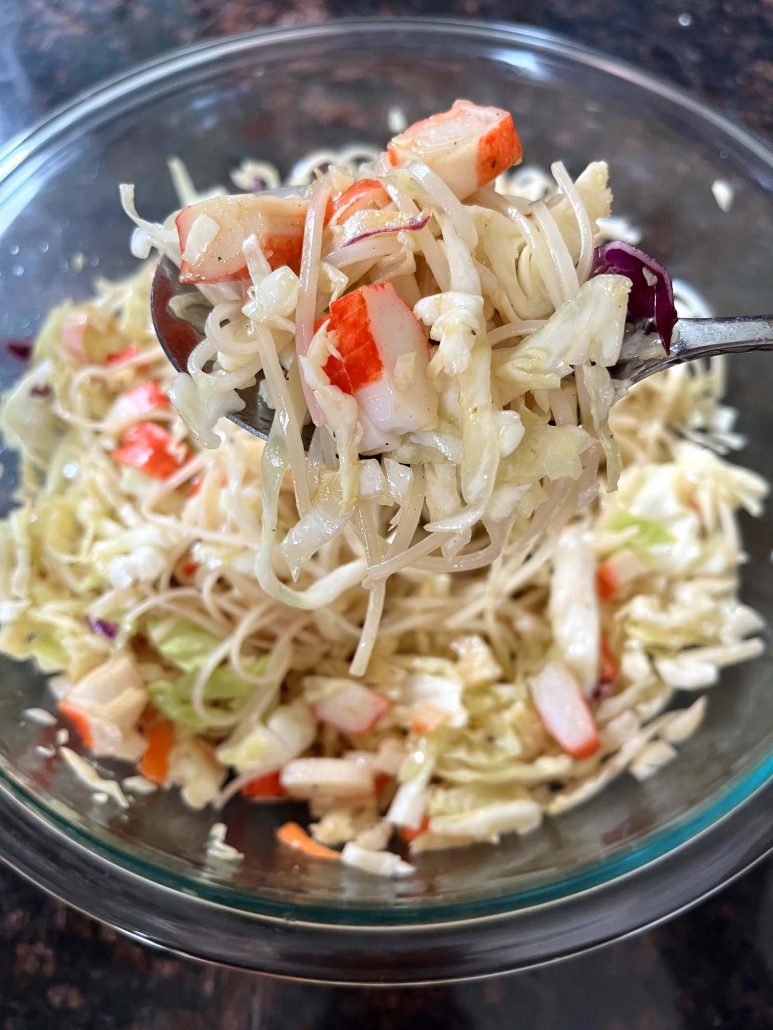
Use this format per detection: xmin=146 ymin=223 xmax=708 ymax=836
xmin=151 ymin=257 xmax=280 ymax=443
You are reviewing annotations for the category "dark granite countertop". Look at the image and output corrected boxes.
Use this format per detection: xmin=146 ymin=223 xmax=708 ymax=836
xmin=1 ymin=1 xmax=772 ymax=1027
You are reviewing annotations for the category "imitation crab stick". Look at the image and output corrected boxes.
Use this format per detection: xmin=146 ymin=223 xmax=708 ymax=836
xmin=112 ymin=421 xmax=188 ymax=479
xmin=529 ymin=661 xmax=601 ymax=760
xmin=596 ymin=561 xmax=619 ymax=602
xmin=277 ymin=822 xmax=340 ymax=861
xmin=58 ymin=701 xmax=94 ymax=749
xmin=176 ymin=193 xmax=308 ymax=282
xmin=326 ymin=178 xmax=391 ymax=227
xmin=409 ymin=703 xmax=448 ymax=735
xmin=122 ymin=380 xmax=169 ymax=411
xmin=313 ymin=682 xmax=391 ymax=735
xmin=108 ymin=380 xmax=169 ymax=424
xmin=321 ymin=281 xmax=437 ymax=444
xmin=62 ymin=312 xmax=88 ymax=363
xmin=596 ymin=550 xmax=648 ymax=602
xmin=387 ymin=99 xmax=522 ymax=199
xmin=280 ymin=757 xmax=375 ymax=800
xmin=105 ymin=345 xmax=142 ymax=366
xmin=398 ymin=815 xmax=430 ymax=844
xmin=58 ymin=655 xmax=148 ymax=757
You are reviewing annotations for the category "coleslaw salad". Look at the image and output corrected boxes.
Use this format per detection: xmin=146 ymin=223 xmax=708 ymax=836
xmin=0 ymin=102 xmax=766 ymax=877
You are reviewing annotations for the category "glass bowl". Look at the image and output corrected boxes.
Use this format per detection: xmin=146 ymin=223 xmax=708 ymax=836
xmin=0 ymin=19 xmax=770 ymax=985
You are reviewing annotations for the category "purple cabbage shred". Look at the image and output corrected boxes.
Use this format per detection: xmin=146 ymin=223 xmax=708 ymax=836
xmin=342 ymin=212 xmax=430 ymax=249
xmin=86 ymin=616 xmax=119 ymax=639
xmin=591 ymin=241 xmax=677 ymax=351
xmin=5 ymin=337 xmax=33 ymax=361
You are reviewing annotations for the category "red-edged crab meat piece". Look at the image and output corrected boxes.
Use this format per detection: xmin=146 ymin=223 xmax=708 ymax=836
xmin=387 ymin=99 xmax=522 ymax=199
xmin=176 ymin=193 xmax=307 ymax=282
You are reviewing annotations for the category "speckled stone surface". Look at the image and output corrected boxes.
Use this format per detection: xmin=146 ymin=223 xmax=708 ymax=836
xmin=2 ymin=858 xmax=771 ymax=1028
xmin=2 ymin=1 xmax=773 ymax=143
xmin=0 ymin=1 xmax=772 ymax=1027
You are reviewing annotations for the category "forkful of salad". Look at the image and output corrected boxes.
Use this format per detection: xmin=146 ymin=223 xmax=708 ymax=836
xmin=148 ymin=99 xmax=773 ymax=448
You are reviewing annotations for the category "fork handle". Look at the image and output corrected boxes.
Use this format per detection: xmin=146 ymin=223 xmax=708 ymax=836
xmin=629 ymin=315 xmax=773 ymax=383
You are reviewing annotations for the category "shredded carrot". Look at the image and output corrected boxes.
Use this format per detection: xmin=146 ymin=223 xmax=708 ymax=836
xmin=58 ymin=701 xmax=93 ymax=749
xmin=178 ymin=560 xmax=200 ymax=579
xmin=398 ymin=815 xmax=430 ymax=844
xmin=139 ymin=719 xmax=175 ymax=785
xmin=242 ymin=770 xmax=285 ymax=799
xmin=277 ymin=822 xmax=340 ymax=861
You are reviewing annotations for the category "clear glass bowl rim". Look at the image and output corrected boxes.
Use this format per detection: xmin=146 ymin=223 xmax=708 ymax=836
xmin=0 ymin=17 xmax=770 ymax=971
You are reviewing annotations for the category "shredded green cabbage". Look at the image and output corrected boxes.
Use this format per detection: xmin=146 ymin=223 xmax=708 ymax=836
xmin=605 ymin=511 xmax=674 ymax=549
xmin=146 ymin=618 xmax=267 ymax=731
xmin=149 ymin=661 xmax=265 ymax=733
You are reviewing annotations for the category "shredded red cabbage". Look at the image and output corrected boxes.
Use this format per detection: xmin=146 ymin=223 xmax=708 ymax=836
xmin=87 ymin=616 xmax=119 ymax=639
xmin=29 ymin=384 xmax=52 ymax=398
xmin=591 ymin=680 xmax=616 ymax=703
xmin=341 ymin=212 xmax=430 ymax=249
xmin=5 ymin=337 xmax=33 ymax=361
xmin=592 ymin=241 xmax=677 ymax=350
